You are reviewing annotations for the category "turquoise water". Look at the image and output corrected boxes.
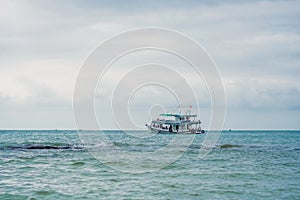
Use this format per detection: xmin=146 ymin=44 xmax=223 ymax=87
xmin=0 ymin=130 xmax=299 ymax=199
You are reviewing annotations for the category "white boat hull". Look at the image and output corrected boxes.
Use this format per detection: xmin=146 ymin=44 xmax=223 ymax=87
xmin=147 ymin=126 xmax=204 ymax=134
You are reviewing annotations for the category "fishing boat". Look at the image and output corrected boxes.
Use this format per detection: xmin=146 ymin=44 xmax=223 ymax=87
xmin=145 ymin=108 xmax=204 ymax=134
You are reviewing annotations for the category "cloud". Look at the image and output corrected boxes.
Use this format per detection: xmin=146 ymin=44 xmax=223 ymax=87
xmin=226 ymin=78 xmax=300 ymax=110
xmin=0 ymin=0 xmax=299 ymax=129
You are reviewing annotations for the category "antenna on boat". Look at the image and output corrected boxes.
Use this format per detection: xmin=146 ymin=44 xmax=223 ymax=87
xmin=186 ymin=105 xmax=192 ymax=115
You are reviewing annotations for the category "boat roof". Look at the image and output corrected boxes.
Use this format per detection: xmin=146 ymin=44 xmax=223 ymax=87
xmin=151 ymin=119 xmax=201 ymax=125
xmin=160 ymin=113 xmax=197 ymax=117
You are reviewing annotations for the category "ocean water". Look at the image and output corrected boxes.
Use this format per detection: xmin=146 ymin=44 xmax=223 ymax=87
xmin=0 ymin=130 xmax=299 ymax=199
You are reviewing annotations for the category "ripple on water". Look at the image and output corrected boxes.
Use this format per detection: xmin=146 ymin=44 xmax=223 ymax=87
xmin=0 ymin=194 xmax=30 ymax=199
xmin=29 ymin=190 xmax=72 ymax=199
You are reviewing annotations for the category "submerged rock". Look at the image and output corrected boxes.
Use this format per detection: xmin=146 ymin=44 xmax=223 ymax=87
xmin=4 ymin=145 xmax=82 ymax=150
xmin=219 ymin=144 xmax=242 ymax=148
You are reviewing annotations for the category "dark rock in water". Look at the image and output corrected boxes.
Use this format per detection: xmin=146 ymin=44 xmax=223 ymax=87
xmin=72 ymin=161 xmax=85 ymax=166
xmin=5 ymin=145 xmax=82 ymax=150
xmin=219 ymin=144 xmax=242 ymax=148
xmin=25 ymin=145 xmax=72 ymax=150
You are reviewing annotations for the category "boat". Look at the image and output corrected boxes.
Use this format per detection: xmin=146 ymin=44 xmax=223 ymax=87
xmin=145 ymin=108 xmax=204 ymax=134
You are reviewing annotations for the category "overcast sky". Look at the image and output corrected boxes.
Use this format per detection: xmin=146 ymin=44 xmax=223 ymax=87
xmin=0 ymin=0 xmax=299 ymax=130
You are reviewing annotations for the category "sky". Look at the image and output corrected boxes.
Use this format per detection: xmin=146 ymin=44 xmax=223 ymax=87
xmin=0 ymin=0 xmax=299 ymax=130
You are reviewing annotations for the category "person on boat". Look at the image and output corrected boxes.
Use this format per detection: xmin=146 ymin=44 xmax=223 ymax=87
xmin=169 ymin=125 xmax=173 ymax=132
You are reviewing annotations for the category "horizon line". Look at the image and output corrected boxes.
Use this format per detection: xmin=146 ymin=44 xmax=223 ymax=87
xmin=0 ymin=129 xmax=299 ymax=131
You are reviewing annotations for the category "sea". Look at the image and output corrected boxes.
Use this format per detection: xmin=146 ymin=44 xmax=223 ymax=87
xmin=0 ymin=130 xmax=299 ymax=199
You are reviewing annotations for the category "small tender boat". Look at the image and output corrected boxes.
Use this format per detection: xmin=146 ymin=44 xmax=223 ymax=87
xmin=145 ymin=109 xmax=204 ymax=134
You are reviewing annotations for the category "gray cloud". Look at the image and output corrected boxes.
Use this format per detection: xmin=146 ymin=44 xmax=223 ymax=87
xmin=226 ymin=78 xmax=300 ymax=110
xmin=0 ymin=0 xmax=299 ymax=129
